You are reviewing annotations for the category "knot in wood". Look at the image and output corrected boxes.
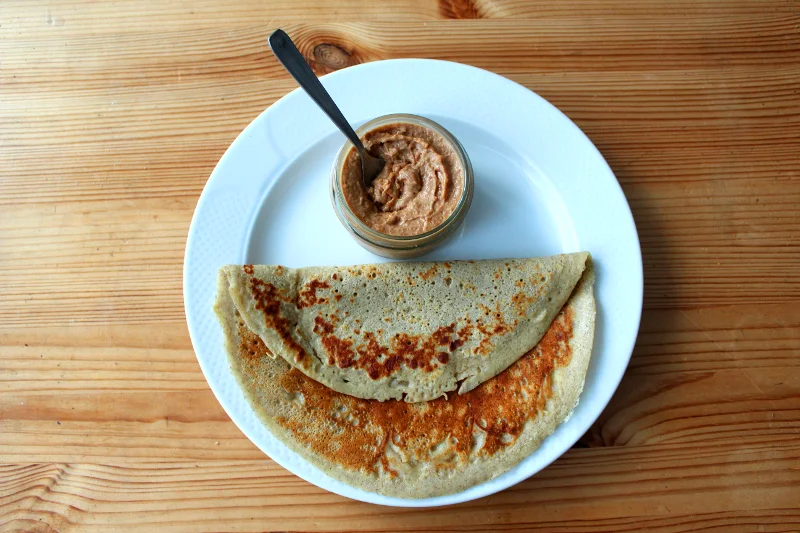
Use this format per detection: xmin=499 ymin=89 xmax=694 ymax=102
xmin=313 ymin=43 xmax=352 ymax=72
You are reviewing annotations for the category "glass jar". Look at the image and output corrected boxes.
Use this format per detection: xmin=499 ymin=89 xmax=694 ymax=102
xmin=330 ymin=113 xmax=474 ymax=259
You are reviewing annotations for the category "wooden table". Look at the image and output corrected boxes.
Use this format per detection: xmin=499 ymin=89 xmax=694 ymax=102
xmin=2 ymin=1 xmax=799 ymax=531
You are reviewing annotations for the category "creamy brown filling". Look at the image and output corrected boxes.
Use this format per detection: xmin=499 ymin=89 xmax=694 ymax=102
xmin=341 ymin=123 xmax=464 ymax=236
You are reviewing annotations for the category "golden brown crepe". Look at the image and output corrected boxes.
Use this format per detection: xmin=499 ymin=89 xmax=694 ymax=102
xmin=214 ymin=261 xmax=595 ymax=498
xmin=218 ymin=253 xmax=588 ymax=402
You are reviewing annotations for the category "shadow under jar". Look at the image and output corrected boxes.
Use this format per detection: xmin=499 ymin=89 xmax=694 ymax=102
xmin=330 ymin=114 xmax=474 ymax=259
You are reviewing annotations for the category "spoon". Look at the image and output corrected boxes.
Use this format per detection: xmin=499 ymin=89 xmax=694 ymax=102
xmin=268 ymin=29 xmax=385 ymax=188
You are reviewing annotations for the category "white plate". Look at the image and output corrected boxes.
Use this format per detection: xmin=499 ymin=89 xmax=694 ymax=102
xmin=184 ymin=59 xmax=642 ymax=507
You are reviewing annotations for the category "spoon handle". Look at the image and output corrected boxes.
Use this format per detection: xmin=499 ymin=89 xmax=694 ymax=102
xmin=269 ymin=29 xmax=365 ymax=151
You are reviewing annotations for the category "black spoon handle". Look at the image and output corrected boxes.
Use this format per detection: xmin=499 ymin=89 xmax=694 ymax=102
xmin=268 ymin=29 xmax=365 ymax=152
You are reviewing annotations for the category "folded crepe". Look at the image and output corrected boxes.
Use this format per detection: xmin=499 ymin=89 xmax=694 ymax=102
xmin=218 ymin=253 xmax=588 ymax=402
xmin=214 ymin=260 xmax=595 ymax=498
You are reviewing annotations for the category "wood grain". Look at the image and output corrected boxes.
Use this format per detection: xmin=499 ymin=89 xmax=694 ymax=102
xmin=2 ymin=0 xmax=799 ymax=531
xmin=2 ymin=451 xmax=799 ymax=533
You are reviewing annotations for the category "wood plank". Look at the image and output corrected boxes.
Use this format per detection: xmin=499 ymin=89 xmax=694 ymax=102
xmin=4 ymin=17 xmax=800 ymax=93
xmin=0 ymin=200 xmax=189 ymax=326
xmin=1 ymin=445 xmax=799 ymax=532
xmin=1 ymin=0 xmax=797 ymax=37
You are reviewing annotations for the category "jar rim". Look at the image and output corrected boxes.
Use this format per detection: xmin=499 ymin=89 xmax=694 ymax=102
xmin=331 ymin=113 xmax=473 ymax=247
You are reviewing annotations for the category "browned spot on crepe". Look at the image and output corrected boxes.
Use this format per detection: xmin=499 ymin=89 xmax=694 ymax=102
xmin=248 ymin=278 xmax=307 ymax=365
xmin=297 ymin=278 xmax=331 ymax=309
xmin=314 ymin=315 xmax=457 ymax=378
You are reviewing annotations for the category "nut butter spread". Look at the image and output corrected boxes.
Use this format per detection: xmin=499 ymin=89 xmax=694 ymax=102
xmin=341 ymin=122 xmax=464 ymax=236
